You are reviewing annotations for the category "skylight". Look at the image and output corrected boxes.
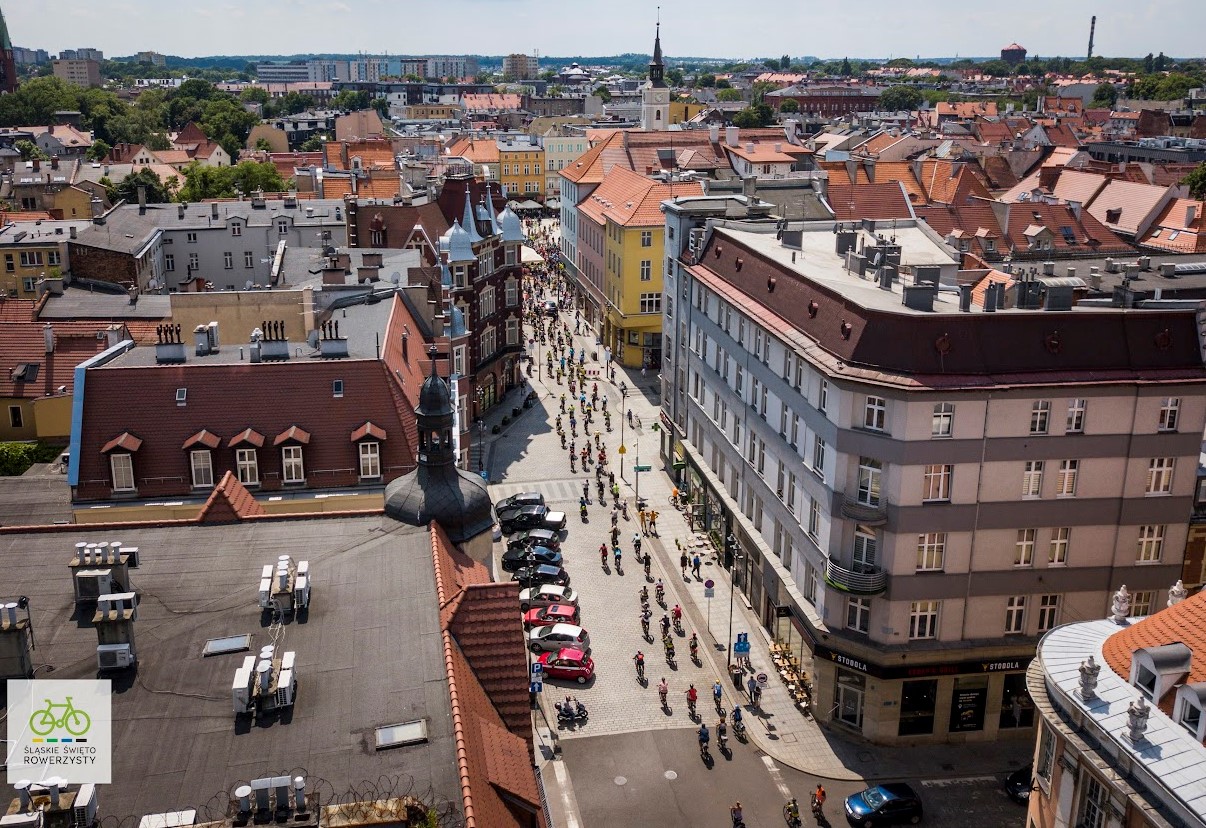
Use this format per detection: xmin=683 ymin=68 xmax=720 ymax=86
xmin=202 ymin=634 xmax=252 ymax=657
xmin=375 ymin=719 xmax=428 ymax=750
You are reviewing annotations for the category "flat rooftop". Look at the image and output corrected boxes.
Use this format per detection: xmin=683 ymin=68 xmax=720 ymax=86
xmin=38 ymin=286 xmax=171 ymax=320
xmin=0 ymin=516 xmax=460 ymax=817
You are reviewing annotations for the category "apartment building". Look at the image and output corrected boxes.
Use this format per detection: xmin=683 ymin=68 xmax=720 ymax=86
xmin=52 ymin=58 xmax=101 ymax=88
xmin=0 ymin=219 xmax=89 ymax=297
xmin=497 ymin=137 xmax=545 ymax=197
xmin=540 ymin=132 xmax=589 ymax=196
xmin=502 ymin=53 xmax=540 ymax=81
xmin=660 ymin=199 xmax=1206 ymax=745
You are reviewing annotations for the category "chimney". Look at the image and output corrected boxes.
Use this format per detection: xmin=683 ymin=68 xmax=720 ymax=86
xmin=709 ymin=124 xmax=720 ymax=143
xmin=106 ymin=324 xmax=124 ymax=349
xmin=69 ymin=225 xmax=77 ymax=239
xmin=32 ymin=158 xmax=40 ymax=172
xmin=14 ymin=781 xmax=31 ymax=811
xmin=745 ymin=142 xmax=755 ymax=153
xmin=984 ymin=282 xmax=997 ymax=312
xmin=742 ymin=176 xmax=756 ymax=199
xmin=726 ymin=126 xmax=739 ymax=146
xmin=51 ymin=156 xmax=59 ymax=170
xmin=137 ymin=185 xmax=147 ymax=215
xmin=959 ymin=284 xmax=972 ymax=312
xmin=43 ymin=323 xmax=55 ymax=354
xmin=1187 ymin=204 xmax=1198 ymax=227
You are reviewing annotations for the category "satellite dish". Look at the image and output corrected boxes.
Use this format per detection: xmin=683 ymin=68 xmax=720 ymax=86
xmin=390 ymin=272 xmax=401 ymax=285
xmin=307 ymin=330 xmax=319 ymax=349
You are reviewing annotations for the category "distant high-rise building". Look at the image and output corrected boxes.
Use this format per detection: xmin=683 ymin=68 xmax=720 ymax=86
xmin=136 ymin=51 xmax=167 ymax=67
xmin=59 ymin=47 xmax=103 ymax=62
xmin=0 ymin=7 xmax=17 ymax=94
xmin=503 ymin=53 xmax=540 ymax=81
xmin=12 ymin=46 xmax=50 ymax=65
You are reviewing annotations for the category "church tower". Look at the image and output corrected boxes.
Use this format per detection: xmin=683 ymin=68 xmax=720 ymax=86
xmin=640 ymin=23 xmax=669 ymax=131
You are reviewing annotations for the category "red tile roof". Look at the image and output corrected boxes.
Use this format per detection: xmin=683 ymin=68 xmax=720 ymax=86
xmin=578 ymin=166 xmax=704 ymax=228
xmin=196 ymin=470 xmax=266 ymax=524
xmin=0 ymin=299 xmax=36 ymax=323
xmin=181 ymin=429 xmax=221 ymax=450
xmin=0 ymin=321 xmax=117 ymax=398
xmin=825 ymin=181 xmax=915 ymax=221
xmin=102 ymin=432 xmax=143 ymax=453
xmin=1139 ymin=198 xmax=1206 ymax=254
xmin=228 ymin=427 xmax=264 ymax=448
xmin=273 ymin=425 xmax=311 ymax=445
xmin=350 ymin=421 xmax=387 ymax=442
xmin=1102 ymin=589 xmax=1206 ymax=714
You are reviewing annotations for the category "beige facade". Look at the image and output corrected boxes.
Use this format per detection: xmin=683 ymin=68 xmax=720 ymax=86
xmin=52 ymin=58 xmax=101 ymax=88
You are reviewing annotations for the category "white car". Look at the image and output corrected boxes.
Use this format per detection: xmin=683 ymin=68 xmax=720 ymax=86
xmin=528 ymin=623 xmax=590 ymax=654
xmin=520 ymin=584 xmax=579 ymax=612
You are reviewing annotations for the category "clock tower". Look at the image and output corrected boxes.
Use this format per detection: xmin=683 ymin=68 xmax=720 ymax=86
xmin=641 ymin=23 xmax=669 ymax=131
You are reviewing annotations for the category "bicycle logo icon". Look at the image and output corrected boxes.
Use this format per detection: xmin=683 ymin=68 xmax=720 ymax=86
xmin=29 ymin=696 xmax=92 ymax=737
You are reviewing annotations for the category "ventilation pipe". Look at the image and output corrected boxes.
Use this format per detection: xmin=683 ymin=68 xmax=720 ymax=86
xmin=959 ymin=284 xmax=972 ymax=312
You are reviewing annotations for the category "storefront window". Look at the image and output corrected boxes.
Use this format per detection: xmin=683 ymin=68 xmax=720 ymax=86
xmin=773 ymin=613 xmax=808 ymax=665
xmin=999 ymin=673 xmax=1035 ymax=729
xmin=949 ymin=675 xmax=989 ymax=733
xmin=835 ymin=670 xmax=865 ymax=730
xmin=898 ymin=680 xmax=938 ymax=736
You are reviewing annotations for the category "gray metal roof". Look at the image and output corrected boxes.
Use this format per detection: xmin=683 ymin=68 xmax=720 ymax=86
xmin=0 ymin=517 xmax=460 ymax=818
xmin=38 ymin=285 xmax=171 ymax=319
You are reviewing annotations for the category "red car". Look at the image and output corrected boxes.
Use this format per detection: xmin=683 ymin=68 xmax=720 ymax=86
xmin=538 ymin=648 xmax=594 ymax=684
xmin=524 ymin=603 xmax=580 ymax=628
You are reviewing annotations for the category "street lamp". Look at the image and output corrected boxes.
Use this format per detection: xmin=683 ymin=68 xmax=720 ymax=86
xmin=474 ymin=387 xmax=486 ymax=472
xmin=619 ymin=384 xmax=627 ymax=479
xmin=725 ymin=533 xmax=742 ymax=667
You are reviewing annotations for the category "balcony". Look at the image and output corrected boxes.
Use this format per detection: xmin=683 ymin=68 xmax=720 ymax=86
xmin=839 ymin=495 xmax=887 ymax=526
xmin=824 ymin=558 xmax=888 ymax=596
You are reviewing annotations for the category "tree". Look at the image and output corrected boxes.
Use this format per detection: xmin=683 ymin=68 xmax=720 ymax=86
xmin=781 ymin=54 xmax=791 ymax=71
xmin=299 ymin=136 xmax=327 ymax=152
xmin=173 ymin=78 xmax=218 ymax=102
xmin=255 ymin=137 xmax=273 ymax=151
xmin=0 ymin=76 xmax=80 ymax=127
xmin=591 ymin=85 xmax=611 ymax=103
xmin=176 ymin=160 xmax=286 ymax=202
xmin=778 ymin=98 xmax=799 ymax=113
xmin=278 ymin=92 xmax=315 ymax=115
xmin=732 ymin=103 xmax=773 ymax=128
xmin=1182 ymin=162 xmax=1206 ymax=199
xmin=112 ymin=167 xmax=172 ymax=204
xmin=1143 ymin=53 xmax=1155 ymax=74
xmin=1154 ymin=52 xmax=1166 ymax=72
xmin=666 ymin=67 xmax=684 ymax=86
xmin=715 ymin=78 xmax=732 ymax=89
xmin=332 ymin=89 xmax=372 ymax=111
xmin=1091 ymin=83 xmax=1118 ymax=108
xmin=839 ymin=57 xmax=852 ymax=76
xmin=698 ymin=73 xmax=716 ymax=88
xmin=86 ymin=139 xmax=112 ymax=162
xmin=14 ymin=139 xmax=47 ymax=161
xmin=717 ymin=88 xmax=743 ymax=102
xmin=878 ymin=85 xmax=923 ymax=112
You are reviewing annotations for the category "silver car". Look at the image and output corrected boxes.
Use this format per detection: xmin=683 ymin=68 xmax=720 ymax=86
xmin=528 ymin=623 xmax=590 ymax=654
xmin=519 ymin=584 xmax=579 ymax=611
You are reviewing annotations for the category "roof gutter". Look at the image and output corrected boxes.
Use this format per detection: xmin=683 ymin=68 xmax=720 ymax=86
xmin=67 ymin=339 xmax=137 ymax=487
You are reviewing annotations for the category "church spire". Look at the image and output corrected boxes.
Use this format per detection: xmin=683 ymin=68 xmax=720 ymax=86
xmin=648 ymin=19 xmax=666 ymax=88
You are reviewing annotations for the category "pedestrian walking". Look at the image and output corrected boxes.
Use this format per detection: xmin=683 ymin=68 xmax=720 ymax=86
xmin=692 ymin=554 xmax=702 ymax=578
xmin=611 ymin=526 xmax=620 ymax=547
xmin=680 ymin=551 xmax=689 ymax=579
xmin=649 ymin=510 xmax=660 ymax=535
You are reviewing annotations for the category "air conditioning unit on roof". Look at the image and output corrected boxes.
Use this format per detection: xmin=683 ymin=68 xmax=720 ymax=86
xmin=97 ymin=642 xmax=133 ymax=669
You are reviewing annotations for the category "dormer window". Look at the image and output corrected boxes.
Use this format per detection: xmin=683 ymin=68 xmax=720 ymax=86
xmin=1129 ymin=643 xmax=1192 ymax=703
xmin=1174 ymin=685 xmax=1206 ymax=739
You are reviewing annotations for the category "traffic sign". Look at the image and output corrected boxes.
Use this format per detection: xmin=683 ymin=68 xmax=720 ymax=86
xmin=531 ymin=663 xmax=543 ymax=675
xmin=530 ymin=681 xmax=543 ymax=694
xmin=757 ymin=672 xmax=769 ymax=688
xmin=634 ymin=464 xmax=651 ymax=472
xmin=618 ymin=444 xmax=627 ymax=455
xmin=734 ymin=632 xmax=751 ymax=654
xmin=704 ymin=579 xmax=715 ymax=588
xmin=704 ymin=587 xmax=715 ymax=598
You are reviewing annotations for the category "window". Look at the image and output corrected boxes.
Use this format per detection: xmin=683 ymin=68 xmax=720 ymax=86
xmin=1130 ymin=590 xmax=1154 ymax=617
xmin=332 ymin=379 xmax=344 ymax=398
xmin=236 ymin=449 xmax=259 ymax=485
xmin=359 ymin=442 xmax=381 ymax=479
xmin=922 ymin=464 xmax=951 ymax=502
xmin=19 ymin=251 xmax=43 ymax=266
xmin=1079 ymin=774 xmax=1108 ymax=828
xmin=641 ymin=230 xmax=652 ymax=247
xmin=811 ymin=435 xmax=826 ymax=478
xmin=479 ymin=286 xmax=496 ymax=318
xmin=1049 ymin=528 xmax=1069 ymax=565
xmin=1137 ymin=525 xmax=1165 ymax=562
xmin=1022 ymin=460 xmax=1044 ymax=498
xmin=9 ymin=405 xmax=23 ymax=429
xmin=481 ymin=326 xmax=496 ymax=358
xmin=856 ymin=458 xmax=882 ymax=506
xmin=244 ymin=251 xmax=254 ymax=268
xmin=853 ymin=526 xmax=877 ymax=572
xmin=863 ymin=396 xmax=886 ymax=431
xmin=908 ymin=601 xmax=940 ymax=640
xmin=846 ymin=597 xmax=871 ymax=633
xmin=640 ymin=259 xmax=652 ymax=281
xmin=506 ymin=318 xmax=519 ymax=345
xmin=1055 ymin=459 xmax=1078 ymax=497
xmin=505 ymin=280 xmax=518 ymax=306
xmin=223 ymin=251 xmax=233 ymax=269
xmin=231 ymin=222 xmax=242 ymax=236
xmin=1030 ymin=400 xmax=1050 ymax=435
xmin=190 ymin=450 xmax=214 ymax=487
xmin=1037 ymin=594 xmax=1060 ymax=632
xmin=1158 ymin=397 xmax=1180 ymax=432
xmin=639 ymin=293 xmax=661 ymax=313
xmin=47 ymin=250 xmax=60 ymax=266
xmin=1178 ymin=694 xmax=1203 ymax=735
xmin=1066 ymin=398 xmax=1086 ymax=433
xmin=188 ymin=252 xmax=198 ymax=272
xmin=110 ymin=453 xmax=134 ymax=492
xmin=808 ymin=496 xmax=820 ymax=539
xmin=3 ymin=254 xmax=12 ymax=272
xmin=1036 ymin=726 xmax=1056 ymax=781
xmin=281 ymin=445 xmax=305 ymax=483
xmin=1005 ymin=596 xmax=1026 ymax=634
xmin=931 ymin=403 xmax=954 ymax=437
xmin=1015 ymin=529 xmax=1035 ymax=567
xmin=452 ymin=346 xmax=466 ymax=377
xmin=374 ymin=719 xmax=429 ymax=750
xmin=277 ymin=220 xmax=289 ymax=235
xmin=818 ymin=379 xmax=828 ymax=413
xmin=186 ymin=232 xmax=197 ymax=243
xmin=916 ymin=533 xmax=945 ymax=571
xmin=1146 ymin=457 xmax=1174 ymax=495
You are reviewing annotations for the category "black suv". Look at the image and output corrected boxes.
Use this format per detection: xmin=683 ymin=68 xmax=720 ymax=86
xmin=508 ymin=528 xmax=561 ymax=552
xmin=495 ymin=492 xmax=545 ymax=512
xmin=501 ymin=546 xmax=564 ymax=573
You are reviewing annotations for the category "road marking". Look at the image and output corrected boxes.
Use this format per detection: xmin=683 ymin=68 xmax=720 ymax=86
xmin=551 ymin=758 xmax=583 ymax=828
xmin=761 ymin=754 xmax=794 ymax=800
xmin=919 ymin=775 xmax=999 ymax=787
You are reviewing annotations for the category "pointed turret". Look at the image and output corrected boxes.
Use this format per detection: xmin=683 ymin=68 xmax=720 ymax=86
xmin=648 ymin=23 xmax=666 ymax=88
xmin=461 ymin=187 xmax=483 ymax=244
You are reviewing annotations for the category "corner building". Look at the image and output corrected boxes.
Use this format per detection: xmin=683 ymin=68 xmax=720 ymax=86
xmin=659 ymin=197 xmax=1206 ymax=744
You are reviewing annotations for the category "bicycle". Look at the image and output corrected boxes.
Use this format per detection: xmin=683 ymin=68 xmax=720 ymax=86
xmin=29 ymin=697 xmax=91 ymax=736
xmin=783 ymin=799 xmax=802 ymax=827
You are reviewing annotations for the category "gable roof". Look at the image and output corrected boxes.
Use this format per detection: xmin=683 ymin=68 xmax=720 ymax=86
xmin=825 ymin=181 xmax=915 ymax=221
xmin=577 ymin=166 xmax=704 ymax=228
xmin=1102 ymin=589 xmax=1206 ymax=712
xmin=0 ymin=321 xmax=117 ymax=398
xmin=1086 ymin=179 xmax=1178 ymax=236
xmin=196 ymin=470 xmax=267 ymax=523
xmin=1139 ymin=198 xmax=1206 ymax=254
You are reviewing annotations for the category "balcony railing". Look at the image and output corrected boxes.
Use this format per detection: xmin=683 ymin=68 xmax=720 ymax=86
xmin=839 ymin=496 xmax=888 ymax=526
xmin=824 ymin=558 xmax=888 ymax=596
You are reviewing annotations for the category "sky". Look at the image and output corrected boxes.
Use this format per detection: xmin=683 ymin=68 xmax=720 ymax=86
xmin=6 ymin=0 xmax=1206 ymax=60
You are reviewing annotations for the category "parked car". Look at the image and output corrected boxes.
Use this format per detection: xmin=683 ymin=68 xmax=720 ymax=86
xmin=508 ymin=528 xmax=561 ymax=552
xmin=1004 ymin=764 xmax=1034 ymax=804
xmin=495 ymin=492 xmax=545 ymax=512
xmin=524 ymin=603 xmax=580 ymax=629
xmin=498 ymin=505 xmax=566 ymax=534
xmin=510 ymin=564 xmax=570 ymax=588
xmin=537 ymin=648 xmax=593 ymax=684
xmin=519 ymin=584 xmax=578 ymax=611
xmin=502 ymin=546 xmax=563 ymax=573
xmin=844 ymin=783 xmax=923 ymax=827
xmin=528 ymin=623 xmax=590 ymax=654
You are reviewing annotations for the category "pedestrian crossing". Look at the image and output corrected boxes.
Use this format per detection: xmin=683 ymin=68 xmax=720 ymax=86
xmin=489 ymin=478 xmax=584 ymax=506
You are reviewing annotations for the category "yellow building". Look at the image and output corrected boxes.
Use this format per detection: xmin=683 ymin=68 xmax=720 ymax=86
xmin=0 ymin=221 xmax=86 ymax=298
xmin=577 ymin=166 xmax=703 ymax=369
xmin=667 ymin=100 xmax=706 ymax=126
xmin=497 ymin=138 xmax=546 ymax=198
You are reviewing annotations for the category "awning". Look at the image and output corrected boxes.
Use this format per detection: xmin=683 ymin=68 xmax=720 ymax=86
xmin=516 ymin=199 xmax=543 ymax=210
xmin=350 ymin=421 xmax=387 ymax=442
xmin=228 ymin=428 xmax=265 ymax=448
xmin=273 ymin=425 xmax=311 ymax=446
xmin=182 ymin=429 xmax=222 ymax=451
xmin=101 ymin=432 xmax=143 ymax=454
xmin=521 ymin=246 xmax=544 ymax=264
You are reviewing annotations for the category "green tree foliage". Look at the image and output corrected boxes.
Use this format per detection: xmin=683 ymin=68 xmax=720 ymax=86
xmin=778 ymin=98 xmax=799 ymax=113
xmin=255 ymin=137 xmax=273 ymax=151
xmin=1131 ymin=72 xmax=1200 ymax=101
xmin=666 ymin=67 xmax=684 ymax=86
xmin=0 ymin=77 xmax=80 ymax=126
xmin=979 ymin=60 xmax=1013 ymax=77
xmin=14 ymin=139 xmax=48 ymax=161
xmin=1091 ymin=83 xmax=1118 ymax=108
xmin=1154 ymin=52 xmax=1167 ymax=72
xmin=839 ymin=57 xmax=852 ymax=76
xmin=591 ymin=85 xmax=612 ymax=102
xmin=240 ymin=86 xmax=270 ymax=105
xmin=332 ymin=89 xmax=373 ymax=111
xmin=697 ymin=73 xmax=716 ymax=88
xmin=1182 ymin=162 xmax=1206 ymax=199
xmin=299 ymin=136 xmax=327 ymax=152
xmin=781 ymin=54 xmax=791 ymax=71
xmin=177 ymin=160 xmax=287 ymax=202
xmin=715 ymin=78 xmax=732 ymax=89
xmin=86 ymin=139 xmax=111 ymax=162
xmin=111 ymin=167 xmax=173 ymax=204
xmin=1143 ymin=53 xmax=1155 ymax=74
xmin=878 ymin=85 xmax=924 ymax=112
xmin=732 ymin=103 xmax=774 ymax=128
xmin=716 ymin=88 xmax=743 ymax=102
